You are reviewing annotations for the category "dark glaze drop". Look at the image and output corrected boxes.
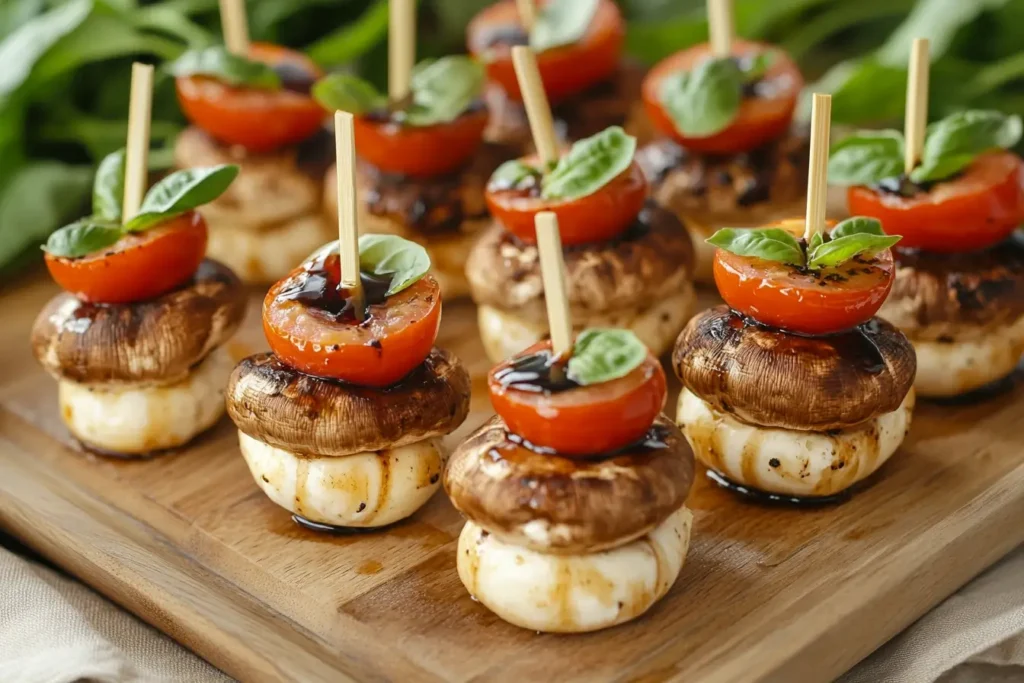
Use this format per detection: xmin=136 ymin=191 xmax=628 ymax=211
xmin=277 ymin=251 xmax=391 ymax=324
xmin=291 ymin=514 xmax=393 ymax=534
xmin=874 ymin=173 xmax=941 ymax=198
xmin=706 ymin=469 xmax=852 ymax=507
xmin=271 ymin=61 xmax=318 ymax=95
xmin=479 ymin=23 xmax=528 ymax=50
xmin=499 ymin=424 xmax=673 ymax=462
xmin=493 ymin=348 xmax=579 ymax=394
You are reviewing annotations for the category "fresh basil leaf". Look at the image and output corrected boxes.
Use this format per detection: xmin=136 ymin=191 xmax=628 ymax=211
xmin=404 ymin=55 xmax=485 ymax=126
xmin=741 ymin=51 xmax=774 ymax=82
xmin=358 ymin=234 xmax=431 ymax=296
xmin=830 ymin=216 xmax=886 ymax=239
xmin=312 ymin=73 xmax=386 ymax=115
xmin=658 ymin=57 xmax=743 ymax=137
xmin=706 ymin=228 xmax=805 ymax=266
xmin=42 ymin=218 xmax=123 ymax=258
xmin=125 ymin=164 xmax=239 ymax=232
xmin=807 ymin=234 xmax=901 ymax=269
xmin=827 ymin=130 xmax=905 ymax=186
xmin=911 ymin=110 xmax=1023 ymax=183
xmin=0 ymin=0 xmax=91 ymax=103
xmin=92 ymin=148 xmax=125 ymax=222
xmin=567 ymin=328 xmax=648 ymax=387
xmin=530 ymin=0 xmax=600 ymax=53
xmin=169 ymin=46 xmax=281 ymax=89
xmin=542 ymin=126 xmax=636 ymax=201
xmin=489 ymin=159 xmax=540 ymax=190
xmin=808 ymin=231 xmax=823 ymax=253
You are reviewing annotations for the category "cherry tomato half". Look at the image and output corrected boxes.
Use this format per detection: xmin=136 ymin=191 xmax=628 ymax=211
xmin=848 ymin=151 xmax=1024 ymax=253
xmin=467 ymin=0 xmax=624 ymax=104
xmin=486 ymin=158 xmax=647 ymax=245
xmin=45 ymin=212 xmax=207 ymax=304
xmin=354 ymin=108 xmax=488 ymax=178
xmin=642 ymin=40 xmax=802 ymax=155
xmin=263 ymin=251 xmax=441 ymax=387
xmin=489 ymin=340 xmax=667 ymax=457
xmin=713 ymin=220 xmax=896 ymax=335
xmin=176 ymin=43 xmax=325 ymax=152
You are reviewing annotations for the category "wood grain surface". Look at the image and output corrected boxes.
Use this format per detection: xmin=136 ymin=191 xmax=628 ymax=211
xmin=1 ymin=273 xmax=1022 ymax=683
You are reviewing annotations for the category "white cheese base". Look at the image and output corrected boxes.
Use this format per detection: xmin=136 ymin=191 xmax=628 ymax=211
xmin=476 ymin=285 xmax=695 ymax=362
xmin=205 ymin=213 xmax=332 ymax=284
xmin=910 ymin=315 xmax=1024 ymax=398
xmin=676 ymin=388 xmax=915 ymax=497
xmin=58 ymin=348 xmax=232 ymax=456
xmin=457 ymin=506 xmax=692 ymax=633
xmin=238 ymin=432 xmax=445 ymax=528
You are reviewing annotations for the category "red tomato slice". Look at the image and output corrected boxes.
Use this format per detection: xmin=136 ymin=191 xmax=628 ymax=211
xmin=263 ymin=250 xmax=441 ymax=387
xmin=45 ymin=212 xmax=207 ymax=304
xmin=713 ymin=221 xmax=896 ymax=335
xmin=486 ymin=158 xmax=647 ymax=245
xmin=354 ymin=108 xmax=488 ymax=178
xmin=642 ymin=39 xmax=803 ymax=154
xmin=467 ymin=0 xmax=624 ymax=104
xmin=847 ymin=151 xmax=1024 ymax=253
xmin=489 ymin=341 xmax=667 ymax=456
xmin=176 ymin=43 xmax=325 ymax=152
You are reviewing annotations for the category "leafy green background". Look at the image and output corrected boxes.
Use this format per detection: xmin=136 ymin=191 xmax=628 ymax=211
xmin=2 ymin=0 xmax=1021 ymax=277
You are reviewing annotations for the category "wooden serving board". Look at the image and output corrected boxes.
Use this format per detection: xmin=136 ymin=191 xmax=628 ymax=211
xmin=1 ymin=273 xmax=1022 ymax=683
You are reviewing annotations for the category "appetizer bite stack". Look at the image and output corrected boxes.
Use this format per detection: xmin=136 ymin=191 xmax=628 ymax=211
xmin=468 ymin=0 xmax=648 ymax=152
xmin=32 ymin=65 xmax=246 ymax=457
xmin=467 ymin=47 xmax=695 ymax=361
xmin=829 ymin=39 xmax=1024 ymax=398
xmin=317 ymin=0 xmax=496 ymax=298
xmin=673 ymin=96 xmax=917 ymax=501
xmin=636 ymin=0 xmax=808 ymax=282
xmin=170 ymin=1 xmax=331 ymax=283
xmin=447 ymin=214 xmax=694 ymax=632
xmin=226 ymin=114 xmax=470 ymax=530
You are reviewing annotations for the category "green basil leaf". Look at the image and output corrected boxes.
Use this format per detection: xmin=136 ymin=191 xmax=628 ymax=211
xmin=169 ymin=46 xmax=281 ymax=89
xmin=312 ymin=72 xmax=386 ymax=115
xmin=911 ymin=110 xmax=1023 ymax=183
xmin=530 ymin=0 xmax=600 ymax=53
xmin=827 ymin=130 xmax=905 ymax=186
xmin=404 ymin=55 xmax=485 ymax=126
xmin=808 ymin=231 xmax=823 ymax=253
xmin=489 ymin=159 xmax=540 ymax=190
xmin=830 ymin=216 xmax=886 ymax=239
xmin=542 ymin=126 xmax=636 ymax=201
xmin=358 ymin=234 xmax=431 ymax=296
xmin=92 ymin=148 xmax=125 ymax=222
xmin=741 ymin=52 xmax=775 ymax=83
xmin=567 ymin=328 xmax=648 ymax=387
xmin=807 ymin=234 xmax=901 ymax=269
xmin=42 ymin=218 xmax=123 ymax=258
xmin=706 ymin=228 xmax=805 ymax=266
xmin=657 ymin=57 xmax=743 ymax=138
xmin=125 ymin=164 xmax=239 ymax=232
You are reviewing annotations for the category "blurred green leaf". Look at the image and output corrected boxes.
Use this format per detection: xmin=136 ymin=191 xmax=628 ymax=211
xmin=0 ymin=0 xmax=91 ymax=103
xmin=306 ymin=0 xmax=388 ymax=66
xmin=877 ymin=0 xmax=1010 ymax=65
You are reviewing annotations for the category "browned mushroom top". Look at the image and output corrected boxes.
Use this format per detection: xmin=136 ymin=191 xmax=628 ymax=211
xmin=444 ymin=414 xmax=693 ymax=555
xmin=674 ymin=306 xmax=916 ymax=431
xmin=32 ymin=259 xmax=247 ymax=386
xmin=227 ymin=348 xmax=471 ymax=457
xmin=636 ymin=128 xmax=808 ymax=227
xmin=466 ymin=203 xmax=694 ymax=317
xmin=879 ymin=239 xmax=1024 ymax=341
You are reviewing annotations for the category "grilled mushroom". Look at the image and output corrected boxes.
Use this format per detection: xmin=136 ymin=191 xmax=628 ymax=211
xmin=227 ymin=348 xmax=471 ymax=457
xmin=674 ymin=306 xmax=916 ymax=431
xmin=32 ymin=259 xmax=247 ymax=386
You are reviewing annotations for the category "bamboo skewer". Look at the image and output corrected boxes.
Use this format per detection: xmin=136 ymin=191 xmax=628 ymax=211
xmin=511 ymin=46 xmax=560 ymax=167
xmin=904 ymin=38 xmax=930 ymax=175
xmin=121 ymin=63 xmax=154 ymax=221
xmin=334 ymin=112 xmax=364 ymax=321
xmin=516 ymin=0 xmax=537 ymax=32
xmin=707 ymin=0 xmax=734 ymax=58
xmin=535 ymin=212 xmax=574 ymax=359
xmin=219 ymin=0 xmax=250 ymax=55
xmin=389 ymin=0 xmax=416 ymax=101
xmin=803 ymin=93 xmax=832 ymax=240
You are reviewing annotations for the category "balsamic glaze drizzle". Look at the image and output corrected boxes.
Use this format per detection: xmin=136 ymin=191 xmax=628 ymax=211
xmin=492 ymin=349 xmax=579 ymax=394
xmin=277 ymin=251 xmax=391 ymax=323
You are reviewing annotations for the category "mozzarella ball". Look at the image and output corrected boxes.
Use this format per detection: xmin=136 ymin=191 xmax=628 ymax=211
xmin=58 ymin=347 xmax=232 ymax=456
xmin=477 ymin=285 xmax=695 ymax=362
xmin=238 ymin=432 xmax=446 ymax=528
xmin=205 ymin=213 xmax=333 ymax=284
xmin=910 ymin=315 xmax=1024 ymax=398
xmin=458 ymin=506 xmax=692 ymax=633
xmin=677 ymin=388 xmax=915 ymax=497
